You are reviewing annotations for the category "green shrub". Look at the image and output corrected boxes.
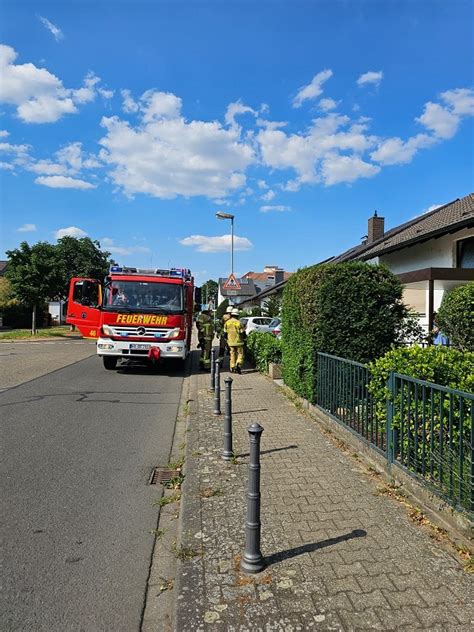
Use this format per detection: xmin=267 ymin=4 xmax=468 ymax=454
xmin=437 ymin=282 xmax=474 ymax=351
xmin=369 ymin=345 xmax=474 ymax=409
xmin=246 ymin=331 xmax=282 ymax=373
xmin=368 ymin=346 xmax=473 ymax=511
xmin=281 ymin=262 xmax=408 ymax=402
xmin=215 ymin=299 xmax=229 ymax=320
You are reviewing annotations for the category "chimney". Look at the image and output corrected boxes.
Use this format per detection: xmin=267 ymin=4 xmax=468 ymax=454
xmin=274 ymin=270 xmax=284 ymax=285
xmin=368 ymin=210 xmax=384 ymax=243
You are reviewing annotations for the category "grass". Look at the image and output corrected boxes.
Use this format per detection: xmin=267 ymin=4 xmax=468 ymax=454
xmin=0 ymin=326 xmax=81 ymax=341
xmin=172 ymin=543 xmax=202 ymax=560
xmin=154 ymin=492 xmax=181 ymax=507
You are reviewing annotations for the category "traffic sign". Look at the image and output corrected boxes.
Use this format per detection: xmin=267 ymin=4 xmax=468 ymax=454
xmin=223 ymin=273 xmax=241 ymax=290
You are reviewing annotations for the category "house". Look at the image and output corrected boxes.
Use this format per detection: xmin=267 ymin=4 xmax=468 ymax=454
xmin=217 ymin=275 xmax=258 ymax=307
xmin=332 ymin=193 xmax=474 ymax=333
xmin=239 ymin=193 xmax=474 ymax=332
xmin=218 ymin=265 xmax=293 ymax=308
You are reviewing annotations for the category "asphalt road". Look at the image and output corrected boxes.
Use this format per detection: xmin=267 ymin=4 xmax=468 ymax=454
xmin=1 ymin=344 xmax=184 ymax=631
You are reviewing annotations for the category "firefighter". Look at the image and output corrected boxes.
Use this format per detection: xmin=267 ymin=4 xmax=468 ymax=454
xmin=196 ymin=308 xmax=214 ymax=370
xmin=224 ymin=308 xmax=245 ymax=374
xmin=219 ymin=305 xmax=233 ymax=358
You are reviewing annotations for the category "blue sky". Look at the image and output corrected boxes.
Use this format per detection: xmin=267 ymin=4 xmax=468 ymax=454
xmin=1 ymin=0 xmax=473 ymax=285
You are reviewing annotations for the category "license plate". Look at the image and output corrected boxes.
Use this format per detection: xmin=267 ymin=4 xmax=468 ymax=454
xmin=130 ymin=343 xmax=151 ymax=350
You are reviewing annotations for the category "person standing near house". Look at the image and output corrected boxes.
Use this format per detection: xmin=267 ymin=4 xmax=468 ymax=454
xmin=224 ymin=308 xmax=246 ymax=374
xmin=219 ymin=305 xmax=233 ymax=358
xmin=196 ymin=308 xmax=214 ymax=370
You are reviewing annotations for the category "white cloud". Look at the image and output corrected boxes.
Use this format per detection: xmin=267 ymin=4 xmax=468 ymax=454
xmin=261 ymin=189 xmax=276 ymax=201
xmin=426 ymin=203 xmax=443 ymax=213
xmin=321 ymin=154 xmax=380 ymax=185
xmin=357 ymin=71 xmax=383 ymax=87
xmin=35 ymin=175 xmax=96 ymax=189
xmin=257 ymin=179 xmax=268 ymax=190
xmin=257 ymin=113 xmax=377 ymax=187
xmin=0 ymin=141 xmax=30 ymax=156
xmin=179 ymin=234 xmax=253 ymax=252
xmin=17 ymin=223 xmax=37 ymax=232
xmin=225 ymin=101 xmax=256 ymax=126
xmin=259 ymin=205 xmax=291 ymax=213
xmin=121 ymin=89 xmax=139 ymax=113
xmin=319 ymin=98 xmax=339 ymax=111
xmin=100 ymin=237 xmax=150 ymax=256
xmin=38 ymin=16 xmax=64 ymax=41
xmin=416 ymin=101 xmax=460 ymax=139
xmin=141 ymin=90 xmax=182 ymax=122
xmin=99 ymin=95 xmax=256 ymax=198
xmin=370 ymin=133 xmax=435 ymax=165
xmin=0 ymin=130 xmax=9 ymax=137
xmin=441 ymin=88 xmax=474 ymax=116
xmin=0 ymin=161 xmax=14 ymax=170
xmin=293 ymin=69 xmax=333 ymax=108
xmin=55 ymin=226 xmax=88 ymax=239
xmin=0 ymin=44 xmax=108 ymax=123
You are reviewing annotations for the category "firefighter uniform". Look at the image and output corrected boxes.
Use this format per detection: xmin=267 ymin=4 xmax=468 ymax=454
xmin=223 ymin=310 xmax=245 ymax=373
xmin=219 ymin=306 xmax=233 ymax=357
xmin=196 ymin=311 xmax=214 ymax=370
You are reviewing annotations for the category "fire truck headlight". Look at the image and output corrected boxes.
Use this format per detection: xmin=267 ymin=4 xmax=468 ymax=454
xmin=102 ymin=325 xmax=114 ymax=337
xmin=98 ymin=343 xmax=115 ymax=350
xmin=168 ymin=328 xmax=181 ymax=339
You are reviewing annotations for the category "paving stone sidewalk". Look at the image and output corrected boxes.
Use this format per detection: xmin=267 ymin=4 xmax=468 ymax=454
xmin=174 ymin=353 xmax=473 ymax=631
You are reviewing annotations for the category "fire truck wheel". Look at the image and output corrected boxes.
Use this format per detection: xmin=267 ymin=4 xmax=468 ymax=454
xmin=103 ymin=356 xmax=118 ymax=370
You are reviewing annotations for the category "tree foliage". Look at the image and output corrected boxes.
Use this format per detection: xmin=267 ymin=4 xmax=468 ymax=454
xmin=200 ymin=279 xmax=218 ymax=306
xmin=281 ymin=262 xmax=408 ymax=402
xmin=263 ymin=294 xmax=281 ymax=317
xmin=436 ymin=282 xmax=474 ymax=351
xmin=55 ymin=237 xmax=111 ymax=299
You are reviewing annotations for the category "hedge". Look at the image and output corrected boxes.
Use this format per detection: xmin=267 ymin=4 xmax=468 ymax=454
xmin=246 ymin=331 xmax=282 ymax=373
xmin=281 ymin=262 xmax=407 ymax=402
xmin=436 ymin=282 xmax=474 ymax=351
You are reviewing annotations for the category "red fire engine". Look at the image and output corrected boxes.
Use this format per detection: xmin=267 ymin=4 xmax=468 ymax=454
xmin=66 ymin=266 xmax=194 ymax=370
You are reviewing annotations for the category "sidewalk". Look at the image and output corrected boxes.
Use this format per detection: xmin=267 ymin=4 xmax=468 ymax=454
xmin=174 ymin=352 xmax=473 ymax=631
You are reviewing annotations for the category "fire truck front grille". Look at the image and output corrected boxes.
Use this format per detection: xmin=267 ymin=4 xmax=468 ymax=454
xmin=111 ymin=326 xmax=169 ymax=339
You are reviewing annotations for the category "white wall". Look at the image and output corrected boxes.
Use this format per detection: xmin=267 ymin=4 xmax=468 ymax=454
xmin=379 ymin=227 xmax=473 ymax=274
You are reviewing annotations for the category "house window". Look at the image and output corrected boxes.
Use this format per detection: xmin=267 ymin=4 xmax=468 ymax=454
xmin=457 ymin=237 xmax=474 ymax=268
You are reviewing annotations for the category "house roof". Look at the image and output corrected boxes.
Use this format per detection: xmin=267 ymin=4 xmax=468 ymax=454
xmin=0 ymin=260 xmax=8 ymax=276
xmin=243 ymin=271 xmax=293 ymax=283
xmin=218 ymin=276 xmax=257 ymax=298
xmin=332 ymin=192 xmax=474 ymax=263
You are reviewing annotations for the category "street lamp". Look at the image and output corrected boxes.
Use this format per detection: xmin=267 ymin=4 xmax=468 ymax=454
xmin=216 ymin=211 xmax=235 ymax=276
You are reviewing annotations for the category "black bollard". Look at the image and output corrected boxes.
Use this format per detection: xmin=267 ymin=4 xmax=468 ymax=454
xmin=209 ymin=347 xmax=216 ymax=392
xmin=240 ymin=422 xmax=265 ymax=574
xmin=213 ymin=358 xmax=222 ymax=415
xmin=222 ymin=377 xmax=234 ymax=460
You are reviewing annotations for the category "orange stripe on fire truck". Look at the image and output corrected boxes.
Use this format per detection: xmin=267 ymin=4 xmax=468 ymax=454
xmin=115 ymin=314 xmax=169 ymax=325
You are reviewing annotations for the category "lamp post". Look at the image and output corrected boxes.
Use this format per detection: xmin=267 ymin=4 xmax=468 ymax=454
xmin=216 ymin=211 xmax=235 ymax=276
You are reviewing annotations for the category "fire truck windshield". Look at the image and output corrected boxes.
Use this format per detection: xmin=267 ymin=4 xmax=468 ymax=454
xmin=103 ymin=280 xmax=183 ymax=313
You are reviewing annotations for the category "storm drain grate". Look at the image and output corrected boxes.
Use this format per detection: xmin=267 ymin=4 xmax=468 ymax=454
xmin=149 ymin=467 xmax=179 ymax=485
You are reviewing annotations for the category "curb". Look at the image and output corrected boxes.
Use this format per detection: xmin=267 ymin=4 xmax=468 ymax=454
xmin=141 ymin=352 xmax=195 ymax=632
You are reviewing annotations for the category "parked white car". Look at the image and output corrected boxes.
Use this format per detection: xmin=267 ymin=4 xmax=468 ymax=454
xmin=240 ymin=316 xmax=280 ymax=334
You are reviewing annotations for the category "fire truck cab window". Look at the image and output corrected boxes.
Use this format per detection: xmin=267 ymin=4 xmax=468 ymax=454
xmin=103 ymin=281 xmax=183 ymax=312
xmin=73 ymin=281 xmax=84 ymax=303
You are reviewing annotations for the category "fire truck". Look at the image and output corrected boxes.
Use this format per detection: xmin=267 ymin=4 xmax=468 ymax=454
xmin=66 ymin=266 xmax=194 ymax=370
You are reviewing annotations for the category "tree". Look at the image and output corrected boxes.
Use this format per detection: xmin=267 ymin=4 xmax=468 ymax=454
xmin=200 ymin=279 xmax=218 ymax=307
xmin=6 ymin=241 xmax=62 ymax=333
xmin=437 ymin=282 xmax=474 ymax=351
xmin=263 ymin=294 xmax=281 ymax=317
xmin=55 ymin=236 xmax=111 ymax=299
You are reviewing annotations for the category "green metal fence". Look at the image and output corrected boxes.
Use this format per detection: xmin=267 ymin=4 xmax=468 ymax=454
xmin=316 ymin=352 xmax=385 ymax=454
xmin=316 ymin=352 xmax=473 ymax=515
xmin=387 ymin=373 xmax=473 ymax=514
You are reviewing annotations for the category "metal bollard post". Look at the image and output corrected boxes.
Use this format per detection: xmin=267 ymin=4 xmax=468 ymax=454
xmin=240 ymin=422 xmax=265 ymax=574
xmin=213 ymin=358 xmax=222 ymax=415
xmin=222 ymin=377 xmax=234 ymax=460
xmin=209 ymin=347 xmax=216 ymax=392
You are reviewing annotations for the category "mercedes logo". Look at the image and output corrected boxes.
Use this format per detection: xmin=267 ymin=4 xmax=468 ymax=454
xmin=137 ymin=326 xmax=146 ymax=336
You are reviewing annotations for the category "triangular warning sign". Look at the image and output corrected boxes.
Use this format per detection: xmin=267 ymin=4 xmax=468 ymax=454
xmin=223 ymin=273 xmax=241 ymax=290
